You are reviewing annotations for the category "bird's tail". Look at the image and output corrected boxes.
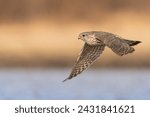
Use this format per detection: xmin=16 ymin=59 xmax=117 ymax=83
xmin=123 ymin=39 xmax=141 ymax=46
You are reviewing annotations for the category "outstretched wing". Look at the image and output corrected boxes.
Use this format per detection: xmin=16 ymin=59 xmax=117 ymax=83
xmin=63 ymin=43 xmax=105 ymax=82
xmin=104 ymin=36 xmax=135 ymax=56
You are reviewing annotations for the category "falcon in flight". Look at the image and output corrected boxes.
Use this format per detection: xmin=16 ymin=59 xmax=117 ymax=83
xmin=63 ymin=31 xmax=141 ymax=82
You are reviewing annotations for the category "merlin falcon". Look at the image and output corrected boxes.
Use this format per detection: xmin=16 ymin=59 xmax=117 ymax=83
xmin=63 ymin=31 xmax=141 ymax=82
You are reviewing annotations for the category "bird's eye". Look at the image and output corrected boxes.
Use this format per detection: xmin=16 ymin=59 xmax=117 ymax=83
xmin=82 ymin=35 xmax=85 ymax=37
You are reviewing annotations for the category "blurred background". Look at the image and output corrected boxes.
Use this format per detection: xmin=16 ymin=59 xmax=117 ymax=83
xmin=0 ymin=0 xmax=150 ymax=99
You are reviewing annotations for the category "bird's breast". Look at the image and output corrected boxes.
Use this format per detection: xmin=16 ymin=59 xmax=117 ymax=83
xmin=85 ymin=38 xmax=99 ymax=45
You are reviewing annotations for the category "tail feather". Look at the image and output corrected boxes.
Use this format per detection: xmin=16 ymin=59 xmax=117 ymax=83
xmin=123 ymin=39 xmax=141 ymax=46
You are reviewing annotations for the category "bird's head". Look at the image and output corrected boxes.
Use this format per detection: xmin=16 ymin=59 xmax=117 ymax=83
xmin=78 ymin=32 xmax=89 ymax=41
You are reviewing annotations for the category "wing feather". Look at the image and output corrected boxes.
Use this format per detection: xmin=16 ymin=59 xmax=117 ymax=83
xmin=104 ymin=36 xmax=134 ymax=56
xmin=63 ymin=43 xmax=105 ymax=82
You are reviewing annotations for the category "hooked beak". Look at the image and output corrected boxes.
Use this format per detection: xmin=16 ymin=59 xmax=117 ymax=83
xmin=78 ymin=36 xmax=81 ymax=40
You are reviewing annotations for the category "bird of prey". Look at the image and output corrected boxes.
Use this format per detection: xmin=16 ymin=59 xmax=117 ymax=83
xmin=63 ymin=31 xmax=141 ymax=82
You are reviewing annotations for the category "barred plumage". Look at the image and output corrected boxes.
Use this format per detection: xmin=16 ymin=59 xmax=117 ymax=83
xmin=63 ymin=43 xmax=105 ymax=82
xmin=63 ymin=31 xmax=141 ymax=82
